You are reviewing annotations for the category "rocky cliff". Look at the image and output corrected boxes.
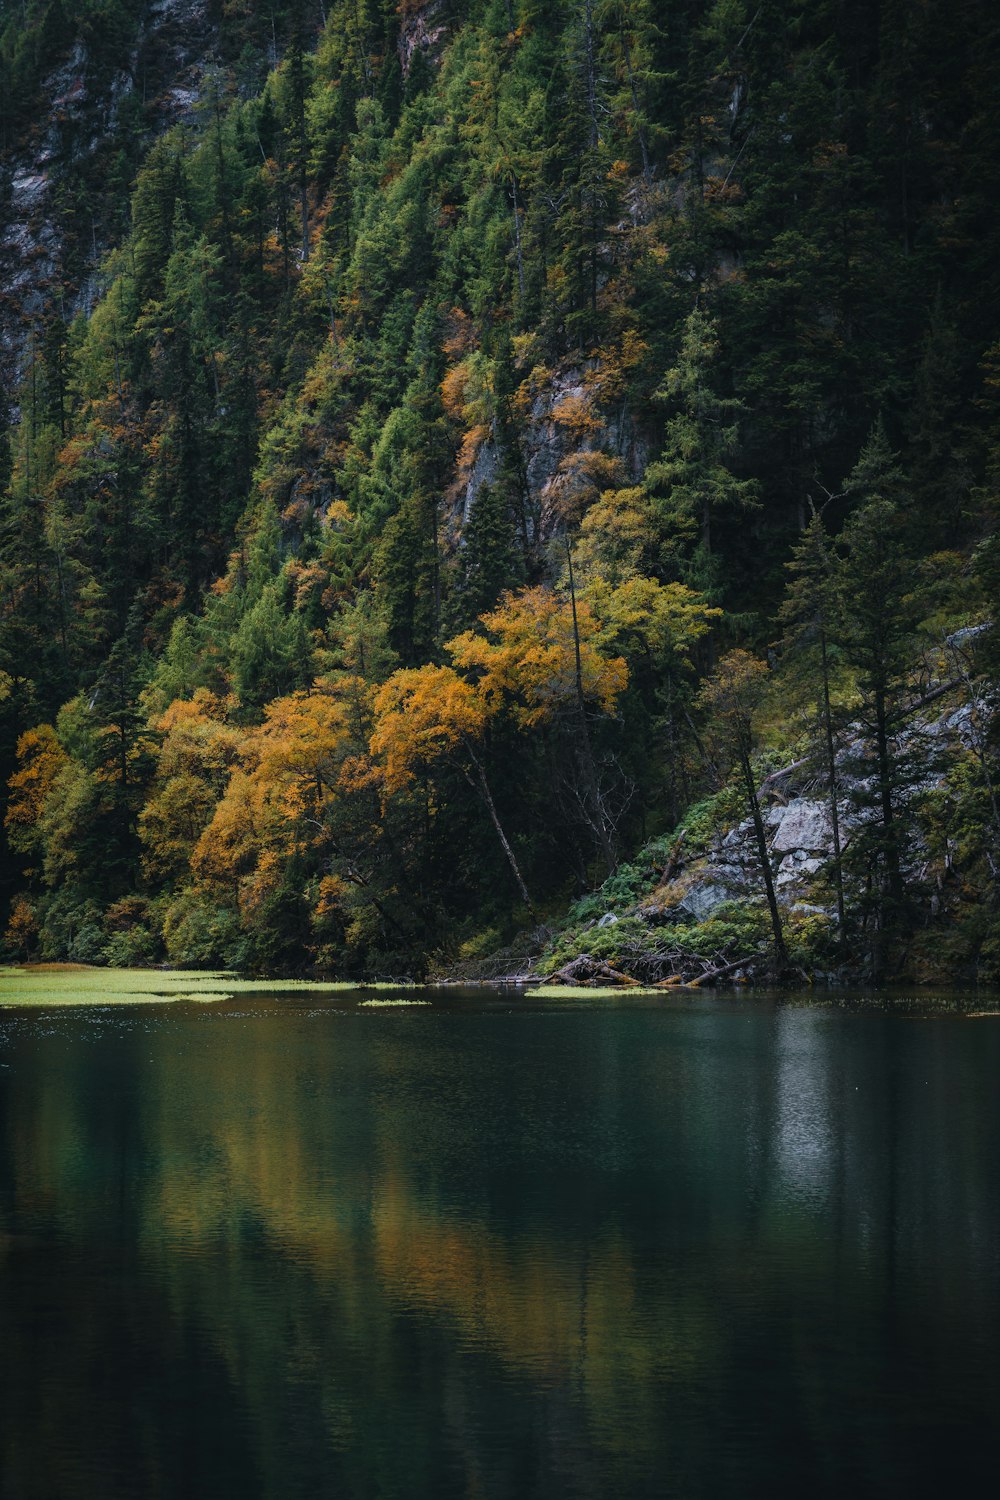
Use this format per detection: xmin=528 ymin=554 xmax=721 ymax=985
xmin=530 ymin=667 xmax=998 ymax=989
xmin=1 ymin=1 xmax=222 ymax=389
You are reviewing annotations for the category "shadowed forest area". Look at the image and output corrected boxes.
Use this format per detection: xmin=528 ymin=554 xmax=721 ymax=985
xmin=1 ymin=0 xmax=998 ymax=982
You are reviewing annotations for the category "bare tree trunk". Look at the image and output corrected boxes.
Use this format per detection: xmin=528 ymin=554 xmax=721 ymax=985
xmin=566 ymin=539 xmax=617 ymax=874
xmin=871 ymin=681 xmax=903 ymax=981
xmin=820 ymin=629 xmax=846 ymax=932
xmin=619 ymin=20 xmax=651 ymax=180
xmin=509 ymin=172 xmax=525 ymax=299
xmin=300 ymin=178 xmax=310 ymax=262
xmin=739 ymin=743 xmax=787 ymax=970
xmin=874 ymin=683 xmax=903 ymax=904
xmin=583 ymin=0 xmax=599 ymax=150
xmin=946 ymin=639 xmax=1000 ymax=870
xmin=465 ymin=748 xmax=533 ymax=909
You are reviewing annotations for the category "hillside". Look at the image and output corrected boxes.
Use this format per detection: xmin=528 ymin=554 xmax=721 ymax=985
xmin=1 ymin=0 xmax=998 ymax=980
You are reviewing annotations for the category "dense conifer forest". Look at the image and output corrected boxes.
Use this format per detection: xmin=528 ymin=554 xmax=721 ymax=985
xmin=1 ymin=0 xmax=998 ymax=982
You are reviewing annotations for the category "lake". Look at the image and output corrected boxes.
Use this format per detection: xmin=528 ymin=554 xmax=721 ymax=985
xmin=0 ymin=983 xmax=998 ymax=1499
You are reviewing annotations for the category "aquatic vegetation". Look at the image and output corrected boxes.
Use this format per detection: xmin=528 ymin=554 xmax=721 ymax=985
xmin=0 ymin=966 xmax=409 ymax=1008
xmin=523 ymin=985 xmax=666 ymax=999
xmin=358 ymin=998 xmax=432 ymax=1008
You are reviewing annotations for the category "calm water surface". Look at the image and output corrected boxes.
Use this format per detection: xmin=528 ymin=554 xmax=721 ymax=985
xmin=0 ymin=988 xmax=998 ymax=1500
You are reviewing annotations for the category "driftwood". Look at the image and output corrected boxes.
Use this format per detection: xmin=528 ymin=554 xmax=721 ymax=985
xmin=538 ymin=954 xmax=642 ymax=987
xmin=540 ymin=944 xmax=766 ymax=989
xmin=679 ymin=954 xmax=754 ymax=987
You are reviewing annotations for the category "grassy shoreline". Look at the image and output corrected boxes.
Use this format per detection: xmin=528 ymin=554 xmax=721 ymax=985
xmin=2 ymin=965 xmax=998 ymax=1012
xmin=0 ymin=965 xmax=417 ymax=1007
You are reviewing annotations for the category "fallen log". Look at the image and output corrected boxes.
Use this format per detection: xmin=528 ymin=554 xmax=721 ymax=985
xmin=889 ymin=678 xmax=963 ymax=723
xmin=759 ymin=756 xmax=813 ymax=792
xmin=538 ymin=954 xmax=641 ymax=987
xmin=685 ymin=955 xmax=752 ymax=987
xmin=658 ymin=829 xmax=687 ymax=884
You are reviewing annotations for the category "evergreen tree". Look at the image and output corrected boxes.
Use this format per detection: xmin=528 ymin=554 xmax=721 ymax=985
xmin=450 ymin=482 xmax=523 ymax=628
xmin=834 ymin=425 xmax=920 ymax=977
xmin=645 ymin=307 xmax=758 ymax=594
xmin=778 ymin=506 xmax=847 ymax=932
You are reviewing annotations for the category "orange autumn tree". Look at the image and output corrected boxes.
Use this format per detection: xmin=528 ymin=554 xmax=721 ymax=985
xmin=448 ymin=585 xmax=629 ymax=871
xmin=370 ymin=664 xmax=532 ymax=908
xmin=192 ymin=684 xmax=360 ymax=919
xmin=447 ymin=585 xmax=628 ymax=726
xmin=248 ymin=688 xmax=358 ymax=823
xmin=5 ymin=724 xmax=69 ymax=873
xmin=139 ymin=691 xmax=242 ymax=882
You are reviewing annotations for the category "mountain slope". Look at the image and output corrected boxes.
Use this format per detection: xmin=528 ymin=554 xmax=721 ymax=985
xmin=1 ymin=0 xmax=998 ymax=979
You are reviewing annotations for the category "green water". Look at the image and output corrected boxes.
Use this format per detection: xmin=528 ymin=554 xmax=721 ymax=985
xmin=0 ymin=984 xmax=998 ymax=1499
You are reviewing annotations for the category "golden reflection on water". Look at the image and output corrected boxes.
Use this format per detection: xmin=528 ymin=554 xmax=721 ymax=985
xmin=135 ymin=1014 xmax=719 ymax=1464
xmin=1 ymin=998 xmax=999 ymax=1500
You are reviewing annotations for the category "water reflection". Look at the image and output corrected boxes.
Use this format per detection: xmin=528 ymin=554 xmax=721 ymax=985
xmin=0 ymin=996 xmax=998 ymax=1499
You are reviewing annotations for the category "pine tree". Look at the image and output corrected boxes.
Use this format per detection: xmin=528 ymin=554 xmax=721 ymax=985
xmin=696 ymin=649 xmax=789 ymax=974
xmin=645 ymin=307 xmax=758 ymax=594
xmin=834 ymin=424 xmax=920 ymax=977
xmin=778 ymin=506 xmax=847 ymax=931
xmin=451 ymin=482 xmax=523 ymax=629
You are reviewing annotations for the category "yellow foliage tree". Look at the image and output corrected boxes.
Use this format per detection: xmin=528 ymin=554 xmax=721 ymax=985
xmin=140 ymin=691 xmax=243 ymax=882
xmin=447 ymin=585 xmax=627 ymax=726
xmin=448 ymin=584 xmax=629 ymax=874
xmin=371 ymin=664 xmax=532 ymax=907
xmin=586 ymin=574 xmax=721 ymax=662
xmin=5 ymin=725 xmax=69 ymax=869
xmin=191 ymin=769 xmax=267 ymax=898
xmin=191 ymin=685 xmax=359 ymax=916
xmin=575 ymin=484 xmax=657 ymax=581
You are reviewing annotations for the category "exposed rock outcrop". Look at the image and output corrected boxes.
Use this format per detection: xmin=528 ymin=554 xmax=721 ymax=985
xmin=397 ymin=1 xmax=449 ymax=77
xmin=0 ymin=0 xmax=219 ymax=389
xmin=673 ymin=690 xmax=993 ymax=921
xmin=457 ymin=363 xmax=650 ymax=546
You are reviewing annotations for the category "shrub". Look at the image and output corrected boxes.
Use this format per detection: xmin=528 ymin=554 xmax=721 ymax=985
xmin=3 ymin=895 xmax=38 ymax=958
xmin=162 ymin=891 xmax=245 ymax=968
xmin=102 ymin=926 xmax=159 ymax=967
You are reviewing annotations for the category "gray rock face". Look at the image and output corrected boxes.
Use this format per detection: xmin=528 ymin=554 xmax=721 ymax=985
xmin=776 ymin=853 xmax=824 ymax=887
xmin=939 ymin=698 xmax=996 ymax=753
xmin=770 ymin=798 xmax=832 ymax=854
xmin=946 ymin=622 xmax=992 ymax=650
xmin=462 ymin=439 xmax=500 ymax=525
xmin=678 ymin=882 xmax=730 ymax=920
xmin=630 ymin=679 xmax=995 ymax=936
xmin=1 ymin=0 xmax=220 ymax=387
xmin=398 ymin=0 xmax=449 ymax=75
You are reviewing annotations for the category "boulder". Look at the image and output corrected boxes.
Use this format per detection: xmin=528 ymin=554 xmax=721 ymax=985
xmin=677 ymin=882 xmax=730 ymax=921
xmin=776 ymin=855 xmax=824 ymax=888
xmin=770 ymin=798 xmax=832 ymax=854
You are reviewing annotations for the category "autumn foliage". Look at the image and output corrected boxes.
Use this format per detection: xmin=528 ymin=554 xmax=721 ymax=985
xmin=1 ymin=0 xmax=998 ymax=977
xmin=448 ymin=587 xmax=628 ymax=726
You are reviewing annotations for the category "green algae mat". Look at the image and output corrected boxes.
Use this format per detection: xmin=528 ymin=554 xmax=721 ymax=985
xmin=0 ymin=965 xmax=410 ymax=1007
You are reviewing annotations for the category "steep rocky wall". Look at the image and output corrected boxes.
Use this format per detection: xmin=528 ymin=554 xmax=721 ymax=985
xmin=0 ymin=0 xmax=220 ymax=391
xmin=396 ymin=0 xmax=448 ymax=77
xmin=454 ymin=363 xmax=651 ymax=551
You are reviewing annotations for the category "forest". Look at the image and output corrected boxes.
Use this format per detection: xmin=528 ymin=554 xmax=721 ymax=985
xmin=1 ymin=0 xmax=998 ymax=983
